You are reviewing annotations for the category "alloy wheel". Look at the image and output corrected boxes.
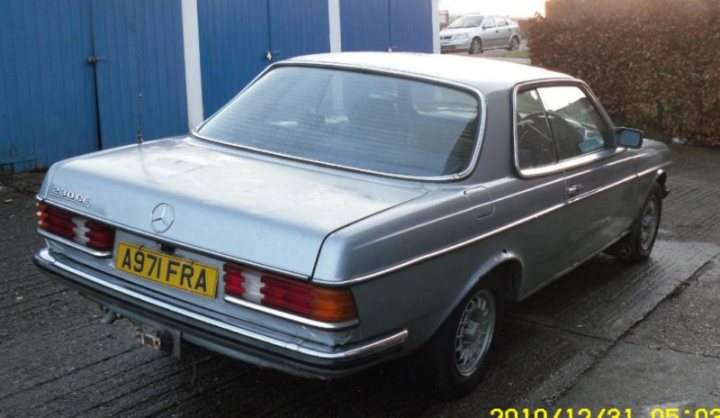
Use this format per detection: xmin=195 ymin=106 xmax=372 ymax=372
xmin=640 ymin=196 xmax=659 ymax=251
xmin=470 ymin=39 xmax=481 ymax=54
xmin=454 ymin=289 xmax=496 ymax=377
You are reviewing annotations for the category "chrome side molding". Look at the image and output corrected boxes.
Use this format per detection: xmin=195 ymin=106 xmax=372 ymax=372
xmin=317 ymin=162 xmax=671 ymax=286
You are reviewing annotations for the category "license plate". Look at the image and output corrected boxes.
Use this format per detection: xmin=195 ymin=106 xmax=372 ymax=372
xmin=115 ymin=242 xmax=218 ymax=298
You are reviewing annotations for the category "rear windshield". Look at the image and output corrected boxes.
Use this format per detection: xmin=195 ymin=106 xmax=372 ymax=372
xmin=198 ymin=66 xmax=480 ymax=178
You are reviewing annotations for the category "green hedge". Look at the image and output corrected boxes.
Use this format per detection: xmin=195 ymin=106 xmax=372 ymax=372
xmin=527 ymin=0 xmax=720 ymax=146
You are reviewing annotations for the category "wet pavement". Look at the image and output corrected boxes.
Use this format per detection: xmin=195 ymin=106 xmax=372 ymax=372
xmin=557 ymin=262 xmax=720 ymax=412
xmin=0 ymin=144 xmax=718 ymax=417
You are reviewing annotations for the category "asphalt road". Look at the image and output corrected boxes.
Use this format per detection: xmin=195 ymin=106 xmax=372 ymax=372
xmin=0 ymin=144 xmax=718 ymax=417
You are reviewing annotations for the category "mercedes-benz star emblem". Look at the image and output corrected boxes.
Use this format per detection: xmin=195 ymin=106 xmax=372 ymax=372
xmin=150 ymin=203 xmax=175 ymax=233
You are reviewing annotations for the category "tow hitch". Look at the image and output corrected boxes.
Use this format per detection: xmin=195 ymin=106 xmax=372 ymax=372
xmin=93 ymin=305 xmax=183 ymax=357
xmin=137 ymin=327 xmax=182 ymax=357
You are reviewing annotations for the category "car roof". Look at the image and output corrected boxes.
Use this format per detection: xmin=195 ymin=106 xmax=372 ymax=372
xmin=287 ymin=52 xmax=574 ymax=94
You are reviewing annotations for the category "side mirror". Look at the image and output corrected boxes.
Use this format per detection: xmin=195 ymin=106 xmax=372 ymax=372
xmin=615 ymin=127 xmax=644 ymax=149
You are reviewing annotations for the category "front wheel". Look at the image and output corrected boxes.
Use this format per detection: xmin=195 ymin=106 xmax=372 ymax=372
xmin=468 ymin=37 xmax=483 ymax=55
xmin=608 ymin=182 xmax=662 ymax=262
xmin=417 ymin=286 xmax=501 ymax=399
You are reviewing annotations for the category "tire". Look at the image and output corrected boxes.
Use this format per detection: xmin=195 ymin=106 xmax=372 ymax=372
xmin=468 ymin=37 xmax=482 ymax=55
xmin=507 ymin=36 xmax=520 ymax=51
xmin=607 ymin=182 xmax=662 ymax=262
xmin=416 ymin=285 xmax=502 ymax=400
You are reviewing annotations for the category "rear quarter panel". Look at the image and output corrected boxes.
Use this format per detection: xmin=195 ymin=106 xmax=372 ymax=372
xmin=312 ymin=88 xmax=553 ymax=349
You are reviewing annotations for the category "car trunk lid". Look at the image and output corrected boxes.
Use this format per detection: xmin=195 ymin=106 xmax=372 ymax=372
xmin=41 ymin=137 xmax=428 ymax=277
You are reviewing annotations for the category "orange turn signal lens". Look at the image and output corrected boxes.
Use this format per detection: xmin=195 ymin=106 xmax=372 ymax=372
xmin=309 ymin=287 xmax=357 ymax=323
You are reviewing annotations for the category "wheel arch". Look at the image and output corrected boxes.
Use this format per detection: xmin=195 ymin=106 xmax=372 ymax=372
xmin=410 ymin=251 xmax=523 ymax=355
xmin=643 ymin=168 xmax=669 ymax=200
xmin=443 ymin=250 xmax=524 ymax=324
xmin=409 ymin=252 xmax=521 ymax=398
xmin=655 ymin=169 xmax=669 ymax=197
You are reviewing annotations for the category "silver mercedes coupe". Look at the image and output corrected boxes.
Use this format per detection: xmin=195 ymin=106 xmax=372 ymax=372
xmin=34 ymin=53 xmax=670 ymax=398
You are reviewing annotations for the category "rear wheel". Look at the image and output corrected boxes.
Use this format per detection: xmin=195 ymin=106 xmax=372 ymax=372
xmin=417 ymin=285 xmax=501 ymax=399
xmin=507 ymin=36 xmax=520 ymax=51
xmin=469 ymin=37 xmax=483 ymax=55
xmin=607 ymin=182 xmax=662 ymax=262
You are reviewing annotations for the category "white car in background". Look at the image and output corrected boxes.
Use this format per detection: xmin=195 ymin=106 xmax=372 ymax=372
xmin=440 ymin=15 xmax=521 ymax=54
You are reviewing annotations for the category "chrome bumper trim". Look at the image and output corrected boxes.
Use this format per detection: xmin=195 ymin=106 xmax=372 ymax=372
xmin=35 ymin=248 xmax=407 ymax=361
xmin=38 ymin=229 xmax=112 ymax=258
xmin=224 ymin=295 xmax=359 ymax=330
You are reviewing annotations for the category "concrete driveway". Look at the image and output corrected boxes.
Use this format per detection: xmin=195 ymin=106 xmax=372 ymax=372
xmin=0 ymin=144 xmax=718 ymax=416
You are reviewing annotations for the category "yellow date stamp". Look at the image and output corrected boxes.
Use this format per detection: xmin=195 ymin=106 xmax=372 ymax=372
xmin=489 ymin=408 xmax=720 ymax=418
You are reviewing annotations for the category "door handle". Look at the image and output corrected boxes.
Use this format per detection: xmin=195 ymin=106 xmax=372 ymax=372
xmin=87 ymin=55 xmax=105 ymax=65
xmin=567 ymin=184 xmax=584 ymax=197
xmin=266 ymin=51 xmax=273 ymax=61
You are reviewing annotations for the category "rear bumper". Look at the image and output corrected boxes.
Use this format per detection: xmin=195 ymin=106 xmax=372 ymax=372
xmin=33 ymin=248 xmax=408 ymax=379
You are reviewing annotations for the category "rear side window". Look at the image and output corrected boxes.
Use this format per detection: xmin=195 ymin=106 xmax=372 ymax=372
xmin=496 ymin=17 xmax=508 ymax=26
xmin=483 ymin=16 xmax=496 ymax=28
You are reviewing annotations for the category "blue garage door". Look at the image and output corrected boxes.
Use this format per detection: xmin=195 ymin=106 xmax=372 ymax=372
xmin=0 ymin=0 xmax=99 ymax=173
xmin=341 ymin=0 xmax=433 ymax=53
xmin=198 ymin=0 xmax=272 ymax=118
xmin=268 ymin=0 xmax=330 ymax=61
xmin=0 ymin=0 xmax=189 ymax=172
xmin=199 ymin=0 xmax=331 ymax=117
xmin=389 ymin=0 xmax=433 ymax=53
xmin=92 ymin=0 xmax=188 ymax=149
xmin=340 ymin=0 xmax=390 ymax=52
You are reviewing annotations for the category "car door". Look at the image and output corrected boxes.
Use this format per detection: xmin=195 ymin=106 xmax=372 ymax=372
xmin=480 ymin=16 xmax=499 ymax=48
xmin=494 ymin=16 xmax=513 ymax=47
xmin=535 ymin=84 xmax=639 ymax=267
xmin=511 ymin=88 xmax=573 ymax=295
